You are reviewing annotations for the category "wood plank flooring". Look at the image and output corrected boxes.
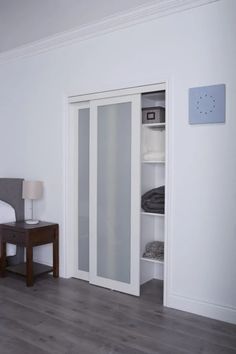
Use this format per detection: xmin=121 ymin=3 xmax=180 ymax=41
xmin=0 ymin=275 xmax=235 ymax=354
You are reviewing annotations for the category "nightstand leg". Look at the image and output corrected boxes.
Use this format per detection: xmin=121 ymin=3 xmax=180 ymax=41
xmin=53 ymin=228 xmax=59 ymax=278
xmin=26 ymin=246 xmax=33 ymax=286
xmin=0 ymin=241 xmax=6 ymax=277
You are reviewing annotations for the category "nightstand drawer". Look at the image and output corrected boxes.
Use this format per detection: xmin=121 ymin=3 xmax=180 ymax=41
xmin=2 ymin=229 xmax=26 ymax=244
xmin=30 ymin=226 xmax=57 ymax=245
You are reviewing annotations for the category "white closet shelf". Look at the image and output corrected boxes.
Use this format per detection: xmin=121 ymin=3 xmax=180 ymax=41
xmin=142 ymin=123 xmax=165 ymax=128
xmin=140 ymin=257 xmax=164 ymax=264
xmin=141 ymin=211 xmax=165 ymax=217
xmin=141 ymin=160 xmax=165 ymax=164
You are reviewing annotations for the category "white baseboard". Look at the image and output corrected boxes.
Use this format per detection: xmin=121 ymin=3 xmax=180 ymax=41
xmin=32 ymin=257 xmax=70 ymax=278
xmin=33 ymin=257 xmax=52 ymax=267
xmin=167 ymin=293 xmax=236 ymax=325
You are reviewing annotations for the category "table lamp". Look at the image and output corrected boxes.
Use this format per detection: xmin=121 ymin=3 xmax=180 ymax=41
xmin=22 ymin=180 xmax=43 ymax=224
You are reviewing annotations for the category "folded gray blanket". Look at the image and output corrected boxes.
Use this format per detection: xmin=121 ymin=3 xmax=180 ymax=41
xmin=143 ymin=241 xmax=164 ymax=261
xmin=141 ymin=186 xmax=165 ymax=213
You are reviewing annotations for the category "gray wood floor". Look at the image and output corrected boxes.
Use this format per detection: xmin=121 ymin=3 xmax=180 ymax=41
xmin=0 ymin=275 xmax=236 ymax=354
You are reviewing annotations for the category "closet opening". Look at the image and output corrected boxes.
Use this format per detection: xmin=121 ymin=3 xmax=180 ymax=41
xmin=66 ymin=82 xmax=168 ymax=306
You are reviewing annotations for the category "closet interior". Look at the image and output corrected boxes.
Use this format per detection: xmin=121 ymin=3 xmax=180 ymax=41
xmin=140 ymin=91 xmax=166 ymax=301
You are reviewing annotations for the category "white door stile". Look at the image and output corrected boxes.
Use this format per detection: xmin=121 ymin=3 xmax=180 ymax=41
xmin=73 ymin=102 xmax=90 ymax=282
xmin=67 ymin=102 xmax=79 ymax=279
xmin=89 ymin=100 xmax=98 ymax=287
xmin=130 ymin=94 xmax=141 ymax=296
xmin=89 ymin=94 xmax=141 ymax=296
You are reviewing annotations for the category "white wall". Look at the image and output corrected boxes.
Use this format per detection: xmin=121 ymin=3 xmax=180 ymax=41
xmin=0 ymin=0 xmax=235 ymax=323
xmin=0 ymin=0 xmax=154 ymax=52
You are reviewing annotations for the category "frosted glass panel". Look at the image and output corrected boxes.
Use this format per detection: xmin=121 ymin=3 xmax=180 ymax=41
xmin=78 ymin=108 xmax=89 ymax=272
xmin=97 ymin=103 xmax=131 ymax=283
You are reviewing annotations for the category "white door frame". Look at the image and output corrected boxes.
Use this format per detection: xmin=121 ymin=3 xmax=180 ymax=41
xmin=64 ymin=82 xmax=171 ymax=304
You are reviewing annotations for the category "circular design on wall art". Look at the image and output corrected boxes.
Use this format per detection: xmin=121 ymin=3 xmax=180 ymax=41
xmin=196 ymin=94 xmax=216 ymax=116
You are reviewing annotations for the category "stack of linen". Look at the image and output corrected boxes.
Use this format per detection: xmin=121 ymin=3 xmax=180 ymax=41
xmin=141 ymin=186 xmax=165 ymax=214
xmin=143 ymin=241 xmax=164 ymax=261
xmin=142 ymin=151 xmax=165 ymax=162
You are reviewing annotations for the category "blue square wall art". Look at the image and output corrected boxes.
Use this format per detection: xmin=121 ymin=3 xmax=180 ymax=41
xmin=189 ymin=84 xmax=226 ymax=124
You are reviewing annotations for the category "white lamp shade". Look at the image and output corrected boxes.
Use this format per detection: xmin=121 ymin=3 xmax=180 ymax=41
xmin=22 ymin=180 xmax=43 ymax=200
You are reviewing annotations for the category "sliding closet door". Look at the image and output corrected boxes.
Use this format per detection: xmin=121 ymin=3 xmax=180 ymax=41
xmin=90 ymin=95 xmax=141 ymax=296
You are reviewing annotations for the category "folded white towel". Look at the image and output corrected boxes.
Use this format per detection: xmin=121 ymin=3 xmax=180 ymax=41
xmin=143 ymin=151 xmax=165 ymax=161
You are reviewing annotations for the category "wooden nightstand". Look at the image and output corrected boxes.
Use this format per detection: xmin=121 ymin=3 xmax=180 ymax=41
xmin=0 ymin=221 xmax=59 ymax=286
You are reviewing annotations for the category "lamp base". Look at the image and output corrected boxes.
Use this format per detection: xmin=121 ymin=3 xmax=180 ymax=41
xmin=25 ymin=219 xmax=40 ymax=225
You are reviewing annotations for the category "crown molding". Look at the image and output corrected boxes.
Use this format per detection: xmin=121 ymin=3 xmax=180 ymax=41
xmin=0 ymin=0 xmax=218 ymax=64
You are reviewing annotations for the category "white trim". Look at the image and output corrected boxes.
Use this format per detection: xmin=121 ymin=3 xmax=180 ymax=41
xmin=32 ymin=258 xmax=52 ymax=267
xmin=168 ymin=293 xmax=236 ymax=325
xmin=0 ymin=0 xmax=218 ymax=64
xmin=163 ymin=79 xmax=172 ymax=306
xmin=73 ymin=270 xmax=89 ymax=282
xmin=64 ymin=102 xmax=80 ymax=278
xmin=165 ymin=78 xmax=178 ymax=309
xmin=69 ymin=83 xmax=166 ymax=103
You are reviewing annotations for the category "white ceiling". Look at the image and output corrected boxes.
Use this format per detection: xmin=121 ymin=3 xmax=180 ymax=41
xmin=0 ymin=0 xmax=156 ymax=53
